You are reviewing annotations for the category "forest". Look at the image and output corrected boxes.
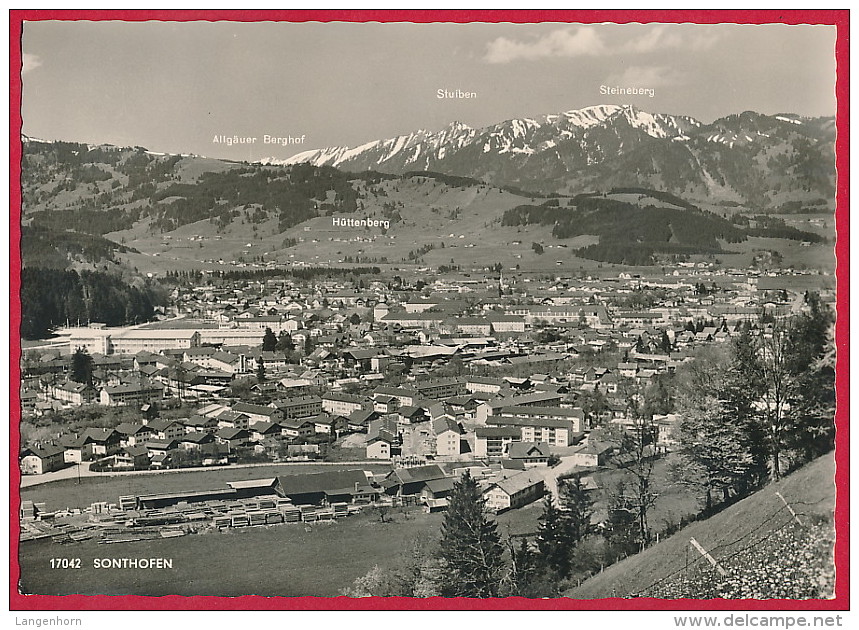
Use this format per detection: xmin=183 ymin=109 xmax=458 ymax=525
xmin=21 ymin=226 xmax=137 ymax=269
xmin=149 ymin=164 xmax=360 ymax=233
xmin=19 ymin=268 xmax=164 ymax=339
xmin=501 ymin=192 xmax=823 ymax=265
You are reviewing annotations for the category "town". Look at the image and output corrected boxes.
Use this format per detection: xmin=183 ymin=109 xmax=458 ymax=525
xmin=19 ymin=260 xmax=833 ymax=509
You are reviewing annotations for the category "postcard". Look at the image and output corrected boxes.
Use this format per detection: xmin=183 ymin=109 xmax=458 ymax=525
xmin=8 ymin=10 xmax=849 ymax=617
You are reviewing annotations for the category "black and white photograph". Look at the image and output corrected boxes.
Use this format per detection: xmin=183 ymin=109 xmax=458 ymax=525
xmin=12 ymin=16 xmax=845 ymax=605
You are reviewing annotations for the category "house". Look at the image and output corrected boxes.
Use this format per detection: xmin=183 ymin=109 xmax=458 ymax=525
xmin=383 ymin=464 xmax=448 ymax=496
xmin=373 ymin=394 xmax=399 ymax=414
xmin=231 ymin=402 xmax=284 ymax=424
xmin=249 ymin=421 xmax=287 ymax=443
xmin=397 ymin=405 xmax=428 ymax=425
xmin=419 ymin=476 xmax=458 ymax=502
xmin=279 ymin=417 xmax=316 ymax=440
xmin=215 ymin=410 xmax=252 ymax=430
xmin=114 ymin=422 xmax=154 ymax=448
xmin=177 ymin=431 xmax=216 ymax=451
xmin=146 ymin=418 xmax=187 ymax=441
xmin=366 ymin=416 xmax=401 ymax=459
xmin=432 ymin=415 xmax=463 ymax=457
xmin=366 ymin=431 xmax=400 ymax=460
xmin=20 ymin=444 xmax=66 ymax=475
xmin=143 ymin=439 xmax=180 ymax=459
xmin=182 ymin=414 xmax=220 ymax=434
xmin=347 ymin=408 xmax=379 ymax=432
xmin=215 ymin=427 xmax=252 ymax=450
xmin=201 ymin=442 xmax=231 ymax=466
xmin=504 ymin=441 xmax=551 ymax=466
xmin=311 ymin=413 xmax=347 ymax=435
xmin=483 ymin=469 xmax=546 ymax=512
xmin=568 ymin=440 xmax=614 ymax=467
xmin=78 ymin=428 xmax=123 ymax=459
xmin=122 ymin=445 xmax=151 ymax=469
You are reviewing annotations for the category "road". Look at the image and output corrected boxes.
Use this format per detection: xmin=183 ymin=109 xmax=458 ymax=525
xmin=539 ymin=454 xmax=587 ymax=501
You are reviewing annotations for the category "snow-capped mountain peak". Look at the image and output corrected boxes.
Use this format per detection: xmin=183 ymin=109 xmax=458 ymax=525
xmin=258 ymin=104 xmax=831 ymax=200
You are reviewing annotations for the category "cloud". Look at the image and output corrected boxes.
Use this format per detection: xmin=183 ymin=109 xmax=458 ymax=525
xmin=605 ymin=65 xmax=683 ymax=88
xmin=621 ymin=25 xmax=720 ymax=53
xmin=484 ymin=27 xmax=606 ymax=63
xmin=22 ymin=53 xmax=42 ymax=75
xmin=484 ymin=25 xmax=721 ymax=63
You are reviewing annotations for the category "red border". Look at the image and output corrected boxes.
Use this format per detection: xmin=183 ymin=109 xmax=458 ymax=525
xmin=8 ymin=9 xmax=849 ymax=612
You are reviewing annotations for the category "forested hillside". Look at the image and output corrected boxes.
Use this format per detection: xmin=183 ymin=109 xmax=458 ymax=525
xmin=19 ymin=267 xmax=164 ymax=339
xmin=501 ymin=189 xmax=826 ymax=265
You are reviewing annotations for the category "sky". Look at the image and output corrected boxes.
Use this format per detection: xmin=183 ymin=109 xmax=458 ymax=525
xmin=19 ymin=20 xmax=838 ymax=162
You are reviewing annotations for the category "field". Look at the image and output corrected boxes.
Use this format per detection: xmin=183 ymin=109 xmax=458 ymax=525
xmin=19 ymin=463 xmax=393 ymax=512
xmin=18 ymin=507 xmax=445 ymax=597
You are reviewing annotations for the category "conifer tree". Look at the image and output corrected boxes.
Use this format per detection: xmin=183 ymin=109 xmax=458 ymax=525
xmin=438 ymin=471 xmax=507 ymax=597
xmin=536 ymin=495 xmax=573 ymax=578
xmin=71 ymin=347 xmax=94 ymax=385
xmin=262 ymin=327 xmax=278 ymax=352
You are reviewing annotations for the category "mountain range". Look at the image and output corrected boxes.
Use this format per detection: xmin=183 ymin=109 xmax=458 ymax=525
xmin=268 ymin=104 xmax=835 ymax=208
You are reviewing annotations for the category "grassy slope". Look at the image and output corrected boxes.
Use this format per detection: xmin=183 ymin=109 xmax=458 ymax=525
xmin=565 ymin=453 xmax=836 ymax=599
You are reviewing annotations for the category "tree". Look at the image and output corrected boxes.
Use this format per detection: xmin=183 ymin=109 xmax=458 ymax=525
xmin=536 ymin=496 xmax=573 ymax=578
xmin=262 ymin=327 xmax=277 ymax=352
xmin=612 ymin=380 xmax=659 ymax=549
xmin=349 ymin=313 xmax=362 ymax=326
xmin=659 ymin=330 xmax=672 ymax=354
xmin=507 ymin=537 xmax=558 ymax=597
xmin=558 ymin=476 xmax=594 ymax=546
xmin=70 ymin=347 xmax=94 ymax=385
xmin=579 ymin=389 xmax=608 ymax=429
xmin=674 ymin=345 xmax=765 ymax=507
xmin=437 ymin=471 xmax=507 ymax=597
xmin=276 ymin=330 xmax=294 ymax=354
xmin=256 ymin=360 xmax=267 ymax=383
xmin=532 ymin=242 xmax=544 ymax=255
xmin=735 ymin=299 xmax=835 ymax=480
xmin=602 ymin=480 xmax=641 ymax=560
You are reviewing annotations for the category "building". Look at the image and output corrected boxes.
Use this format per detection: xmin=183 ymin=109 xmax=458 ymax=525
xmin=499 ymin=405 xmax=585 ymax=434
xmin=274 ymin=395 xmax=323 ymax=420
xmin=432 ymin=415 xmax=463 ymax=457
xmin=231 ymin=402 xmax=284 ymax=424
xmin=568 ymin=441 xmax=614 ymax=467
xmin=322 ymin=392 xmax=370 ymax=416
xmin=99 ymin=380 xmax=164 ymax=407
xmin=504 ymin=441 xmax=551 ymax=466
xmin=110 ymin=329 xmax=202 ymax=355
xmin=114 ymin=423 xmax=154 ymax=448
xmin=20 ymin=444 xmax=66 ymax=475
xmin=383 ymin=465 xmax=448 ymax=496
xmin=47 ymin=380 xmax=97 ymax=406
xmin=485 ymin=415 xmax=577 ymax=448
xmin=277 ymin=469 xmax=374 ymax=505
xmin=474 ymin=426 xmax=521 ymax=458
xmin=483 ymin=469 xmax=546 ymax=512
xmin=412 ymin=377 xmax=467 ymax=400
